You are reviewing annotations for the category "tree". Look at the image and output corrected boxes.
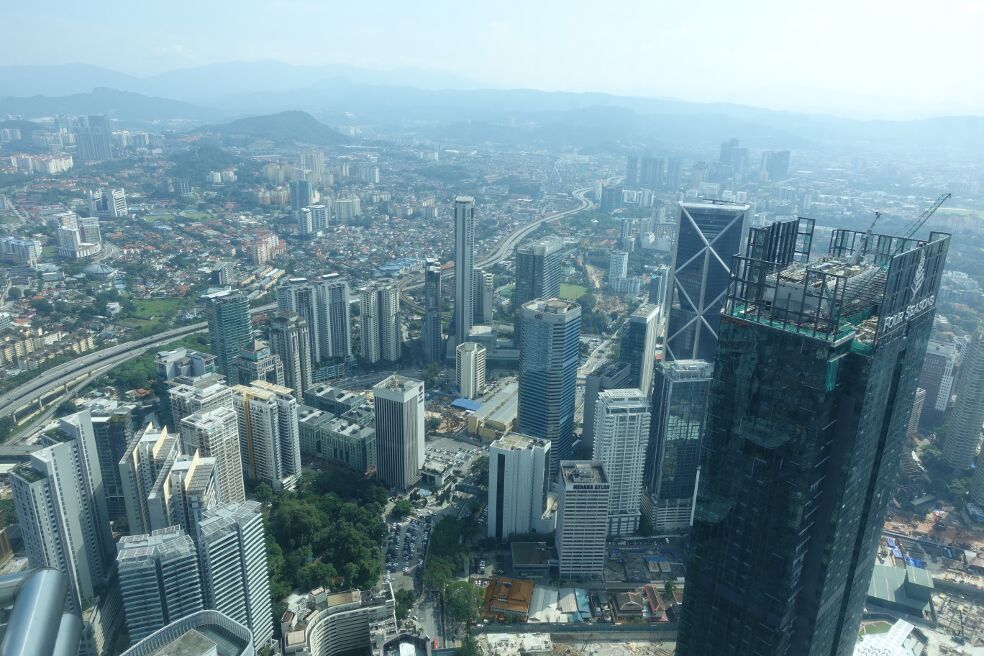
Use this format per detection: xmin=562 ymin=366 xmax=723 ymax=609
xmin=392 ymin=499 xmax=413 ymax=519
xmin=423 ymin=558 xmax=453 ymax=592
xmin=457 ymin=634 xmax=480 ymax=656
xmin=471 ymin=455 xmax=489 ymax=480
xmin=426 ymin=417 xmax=441 ymax=432
xmin=422 ymin=363 xmax=441 ymax=389
xmin=7 ymin=287 xmax=22 ymax=300
xmin=663 ymin=580 xmax=676 ymax=597
xmin=445 ymin=580 xmax=484 ymax=626
xmin=0 ymin=417 xmax=15 ymax=444
xmin=395 ymin=589 xmax=416 ymax=621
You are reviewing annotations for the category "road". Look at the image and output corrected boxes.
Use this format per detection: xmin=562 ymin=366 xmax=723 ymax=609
xmin=0 ymin=303 xmax=277 ymax=421
xmin=400 ymin=185 xmax=594 ymax=312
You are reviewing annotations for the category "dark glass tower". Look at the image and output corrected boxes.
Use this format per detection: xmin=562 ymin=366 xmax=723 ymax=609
xmin=618 ymin=303 xmax=660 ymax=397
xmin=513 ymin=236 xmax=563 ymax=343
xmin=204 ymin=289 xmax=252 ymax=380
xmin=422 ymin=258 xmax=444 ymax=363
xmin=665 ymin=202 xmax=749 ymax=362
xmin=677 ymin=226 xmax=950 ymax=656
xmin=518 ymin=298 xmax=581 ymax=477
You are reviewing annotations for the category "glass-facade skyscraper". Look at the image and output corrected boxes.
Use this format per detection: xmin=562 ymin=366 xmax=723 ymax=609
xmin=677 ymin=225 xmax=950 ymax=656
xmin=453 ymin=196 xmax=475 ymax=348
xmin=517 ymin=298 xmax=581 ymax=477
xmin=204 ymin=289 xmax=251 ymax=380
xmin=619 ymin=303 xmax=660 ymax=397
xmin=513 ymin=236 xmax=563 ymax=343
xmin=642 ymin=359 xmax=713 ymax=534
xmin=665 ymin=202 xmax=749 ymax=362
xmin=422 ymin=258 xmax=443 ymax=363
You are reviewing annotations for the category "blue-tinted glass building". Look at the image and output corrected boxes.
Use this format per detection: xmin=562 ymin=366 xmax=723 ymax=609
xmin=517 ymin=298 xmax=581 ymax=477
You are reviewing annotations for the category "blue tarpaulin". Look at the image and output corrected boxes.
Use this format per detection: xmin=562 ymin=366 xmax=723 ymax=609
xmin=887 ymin=538 xmax=897 ymax=549
xmin=891 ymin=548 xmax=904 ymax=559
xmin=451 ymin=398 xmax=482 ymax=412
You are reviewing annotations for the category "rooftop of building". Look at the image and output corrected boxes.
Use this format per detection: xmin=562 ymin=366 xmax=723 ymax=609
xmin=492 ymin=432 xmax=548 ymax=453
xmin=374 ymin=375 xmax=422 ymax=393
xmin=521 ymin=298 xmax=580 ymax=315
xmin=483 ymin=577 xmax=535 ymax=617
xmin=679 ymin=200 xmax=751 ymax=212
xmin=629 ymin=303 xmax=660 ymax=321
xmin=454 ymin=195 xmax=475 ymax=203
xmin=560 ymin=461 xmax=607 ymax=486
xmin=198 ymin=501 xmax=261 ymax=539
xmin=867 ymin=564 xmax=933 ymax=615
xmin=597 ymin=388 xmax=649 ymax=407
xmin=118 ymin=526 xmax=196 ymax=565
xmin=511 ymin=542 xmax=553 ymax=567
xmin=121 ymin=611 xmax=253 ymax=656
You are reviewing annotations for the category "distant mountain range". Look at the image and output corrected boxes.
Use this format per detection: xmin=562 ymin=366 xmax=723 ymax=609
xmin=192 ymin=111 xmax=348 ymax=146
xmin=0 ymin=61 xmax=981 ymax=159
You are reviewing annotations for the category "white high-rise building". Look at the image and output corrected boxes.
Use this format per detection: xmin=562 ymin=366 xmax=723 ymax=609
xmin=116 ymin=526 xmax=204 ymax=643
xmin=487 ymin=433 xmax=552 ymax=541
xmin=592 ymin=389 xmax=650 ymax=536
xmin=198 ymin=501 xmax=273 ymax=644
xmin=472 ymin=267 xmax=494 ymax=325
xmin=359 ymin=284 xmax=400 ymax=364
xmin=557 ymin=461 xmax=609 ymax=579
xmin=278 ymin=275 xmax=353 ymax=365
xmin=455 ymin=341 xmax=486 ymax=400
xmin=609 ymin=250 xmax=629 ymax=283
xmin=373 ymin=375 xmax=425 ymax=491
xmin=11 ymin=411 xmax=114 ymax=613
xmin=231 ymin=381 xmax=302 ymax=491
xmin=180 ymin=407 xmax=245 ymax=504
xmin=118 ymin=423 xmax=180 ymax=535
xmin=167 ymin=373 xmax=234 ymax=428
xmin=146 ymin=451 xmax=219 ymax=536
xmin=454 ymin=196 xmax=475 ymax=348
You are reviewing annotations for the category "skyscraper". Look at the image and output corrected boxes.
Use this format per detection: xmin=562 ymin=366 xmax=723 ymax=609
xmin=557 ymin=461 xmax=609 ymax=579
xmin=11 ymin=411 xmax=114 ymax=614
xmin=600 ymin=184 xmax=623 ymax=213
xmin=87 ymin=400 xmax=138 ymax=525
xmin=268 ymin=312 xmax=313 ymax=400
xmin=119 ymin=423 xmax=180 ymax=535
xmin=146 ymin=451 xmax=219 ymax=536
xmin=313 ymin=274 xmax=353 ymax=361
xmin=608 ymin=249 xmax=629 ymax=284
xmin=581 ymin=361 xmax=632 ymax=450
xmin=167 ymin=373 xmax=234 ymax=428
xmin=518 ymin=299 xmax=581 ymax=476
xmin=180 ymin=406 xmax=246 ymax=504
xmin=117 ymin=526 xmax=204 ymax=643
xmin=204 ymin=289 xmax=252 ymax=380
xmin=619 ymin=303 xmax=660 ymax=397
xmin=665 ymin=202 xmax=750 ymax=362
xmin=75 ymin=115 xmax=113 ymax=162
xmin=373 ymin=375 xmax=425 ymax=491
xmin=231 ymin=339 xmax=284 ymax=387
xmin=642 ymin=359 xmax=713 ymax=534
xmin=453 ymin=196 xmax=475 ymax=348
xmin=592 ymin=389 xmax=650 ymax=536
xmin=676 ymin=225 xmax=949 ymax=656
xmin=359 ymin=284 xmax=400 ymax=364
xmin=472 ymin=267 xmax=495 ymax=324
xmin=455 ymin=341 xmax=486 ymax=400
xmin=917 ymin=339 xmax=957 ymax=427
xmin=231 ymin=381 xmax=302 ymax=490
xmin=513 ymin=236 xmax=563 ymax=341
xmin=289 ymin=180 xmax=314 ymax=215
xmin=422 ymin=258 xmax=444 ymax=363
xmin=942 ymin=330 xmax=984 ymax=469
xmin=197 ymin=501 xmax=274 ymax=645
xmin=487 ymin=433 xmax=552 ymax=541
xmin=648 ymin=265 xmax=669 ymax=307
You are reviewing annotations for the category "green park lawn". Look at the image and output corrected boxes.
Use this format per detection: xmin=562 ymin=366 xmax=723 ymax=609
xmin=560 ymin=283 xmax=588 ymax=301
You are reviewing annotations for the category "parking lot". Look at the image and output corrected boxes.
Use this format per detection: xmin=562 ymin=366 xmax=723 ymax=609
xmin=385 ymin=515 xmax=432 ymax=586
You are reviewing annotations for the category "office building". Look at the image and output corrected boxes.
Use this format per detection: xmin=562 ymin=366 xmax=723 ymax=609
xmin=280 ymin=584 xmax=398 ymax=656
xmin=359 ymin=284 xmax=400 ymax=364
xmin=197 ymin=501 xmax=273 ymax=645
xmin=156 ymin=348 xmax=216 ymax=381
xmin=943 ymin=330 xmax=984 ymax=469
xmin=473 ymin=267 xmax=495 ymax=324
xmin=619 ymin=303 xmax=660 ymax=397
xmin=167 ymin=373 xmax=234 ymax=428
xmin=648 ymin=265 xmax=669 ymax=307
xmin=609 ymin=249 xmax=629 ymax=284
xmin=231 ymin=381 xmax=302 ymax=490
xmin=120 ymin=611 xmax=254 ymax=656
xmin=592 ymin=389 xmax=650 ymax=536
xmin=454 ymin=195 xmax=475 ymax=348
xmin=517 ymin=299 xmax=581 ymax=476
xmin=231 ymin=339 xmax=284 ymax=387
xmin=600 ymin=184 xmax=623 ymax=213
xmin=643 ymin=360 xmax=713 ymax=534
xmin=0 ymin=235 xmax=43 ymax=267
xmin=456 ymin=341 xmax=486 ymax=400
xmin=289 ymin=180 xmax=314 ymax=216
xmin=676 ymin=225 xmax=949 ymax=655
xmin=557 ymin=462 xmax=609 ymax=579
xmin=86 ymin=400 xmax=138 ymax=524
xmin=88 ymin=187 xmax=128 ymax=218
xmin=75 ymin=115 xmax=113 ymax=162
xmin=917 ymin=340 xmax=957 ymax=427
xmin=55 ymin=211 xmax=101 ymax=258
xmin=513 ymin=236 xmax=563 ymax=341
xmin=908 ymin=388 xmax=927 ymax=438
xmin=180 ymin=407 xmax=246 ymax=504
xmin=373 ymin=375 xmax=425 ymax=491
xmin=269 ymin=313 xmax=313 ymax=400
xmin=307 ymin=204 xmax=329 ymax=232
xmin=11 ymin=411 xmax=114 ymax=614
xmin=298 ymin=405 xmax=376 ymax=475
xmin=119 ymin=423 xmax=180 ymax=535
xmin=422 ymin=258 xmax=444 ymax=363
xmin=313 ymin=274 xmax=353 ymax=361
xmin=204 ymin=289 xmax=252 ymax=380
xmin=761 ymin=149 xmax=791 ymax=181
xmin=487 ymin=433 xmax=552 ymax=541
xmin=582 ymin=361 xmax=632 ymax=449
xmin=116 ymin=527 xmax=204 ymax=643
xmin=665 ymin=202 xmax=751 ymax=362
xmin=146 ymin=451 xmax=218 ymax=536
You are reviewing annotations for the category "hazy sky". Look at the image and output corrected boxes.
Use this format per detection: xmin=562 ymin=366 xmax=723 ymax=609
xmin=7 ymin=0 xmax=984 ymax=117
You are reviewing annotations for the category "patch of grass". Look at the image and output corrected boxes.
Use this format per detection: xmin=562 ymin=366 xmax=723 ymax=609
xmin=178 ymin=210 xmax=212 ymax=221
xmin=560 ymin=283 xmax=588 ymax=300
xmin=860 ymin=621 xmax=892 ymax=636
xmin=132 ymin=298 xmax=186 ymax=319
xmin=143 ymin=213 xmax=176 ymax=223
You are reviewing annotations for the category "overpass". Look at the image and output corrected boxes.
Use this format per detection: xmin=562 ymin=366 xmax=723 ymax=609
xmin=0 ymin=303 xmax=276 ymax=425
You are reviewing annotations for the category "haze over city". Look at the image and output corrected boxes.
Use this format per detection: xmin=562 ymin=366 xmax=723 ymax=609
xmin=0 ymin=3 xmax=982 ymax=656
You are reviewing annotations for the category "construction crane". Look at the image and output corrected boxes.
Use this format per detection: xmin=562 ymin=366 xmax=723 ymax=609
xmin=898 ymin=193 xmax=951 ymax=244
